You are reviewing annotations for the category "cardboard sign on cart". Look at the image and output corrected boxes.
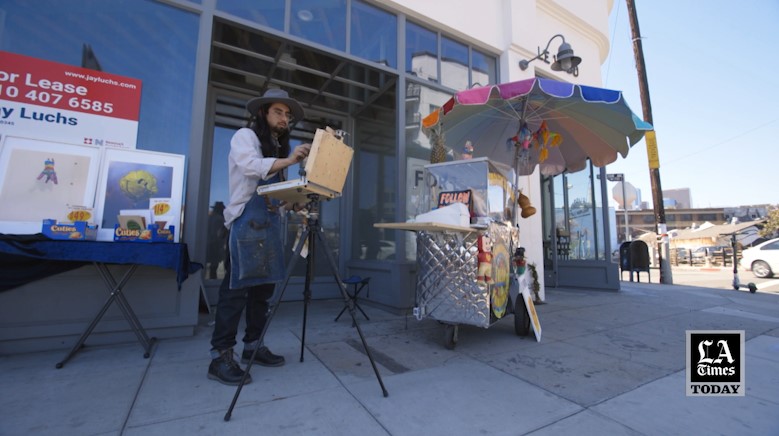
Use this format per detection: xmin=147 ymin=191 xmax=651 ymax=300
xmin=521 ymin=285 xmax=542 ymax=342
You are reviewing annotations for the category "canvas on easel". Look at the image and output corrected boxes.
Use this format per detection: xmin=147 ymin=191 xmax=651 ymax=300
xmin=256 ymin=128 xmax=353 ymax=204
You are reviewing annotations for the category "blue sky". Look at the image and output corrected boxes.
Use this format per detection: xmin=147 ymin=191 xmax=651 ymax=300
xmin=601 ymin=0 xmax=779 ymax=208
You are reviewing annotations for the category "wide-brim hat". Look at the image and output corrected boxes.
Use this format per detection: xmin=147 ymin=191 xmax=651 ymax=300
xmin=246 ymin=88 xmax=305 ymax=122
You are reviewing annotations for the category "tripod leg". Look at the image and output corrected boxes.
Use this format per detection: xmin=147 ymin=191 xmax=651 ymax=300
xmin=224 ymin=226 xmax=310 ymax=421
xmin=314 ymin=229 xmax=389 ymax=397
xmin=300 ymin=224 xmax=315 ymax=362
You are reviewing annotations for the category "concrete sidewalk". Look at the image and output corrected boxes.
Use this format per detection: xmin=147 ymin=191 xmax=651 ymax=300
xmin=1 ymin=281 xmax=778 ymax=435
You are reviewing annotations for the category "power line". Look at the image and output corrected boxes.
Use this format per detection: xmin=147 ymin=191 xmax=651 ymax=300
xmin=664 ymin=118 xmax=778 ymax=166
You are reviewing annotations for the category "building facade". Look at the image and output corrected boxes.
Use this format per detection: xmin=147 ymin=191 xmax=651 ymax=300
xmin=618 ymin=208 xmax=727 ymax=242
xmin=0 ymin=0 xmax=625 ymax=352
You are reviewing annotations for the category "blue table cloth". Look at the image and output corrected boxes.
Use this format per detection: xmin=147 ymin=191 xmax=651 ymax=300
xmin=0 ymin=234 xmax=201 ymax=292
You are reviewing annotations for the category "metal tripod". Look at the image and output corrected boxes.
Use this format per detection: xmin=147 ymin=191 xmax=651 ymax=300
xmin=224 ymin=194 xmax=388 ymax=421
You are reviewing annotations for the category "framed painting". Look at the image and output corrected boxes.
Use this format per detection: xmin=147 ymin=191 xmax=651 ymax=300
xmin=0 ymin=136 xmax=101 ymax=235
xmin=94 ymin=148 xmax=185 ymax=242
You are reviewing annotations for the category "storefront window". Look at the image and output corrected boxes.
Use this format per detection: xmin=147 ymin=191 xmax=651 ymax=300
xmin=290 ymin=0 xmax=347 ymax=51
xmin=550 ymin=164 xmax=608 ymax=261
xmin=403 ymin=81 xmax=454 ymax=261
xmin=217 ymin=0 xmax=285 ymax=31
xmin=440 ymin=36 xmax=468 ymax=90
xmin=553 ymin=175 xmax=566 ymax=233
xmin=353 ymin=90 xmax=397 ymax=261
xmin=593 ymin=167 xmax=606 ymax=260
xmin=472 ymin=48 xmax=496 ymax=86
xmin=0 ymin=0 xmax=198 ymax=156
xmin=351 ymin=1 xmax=397 ymax=68
xmin=406 ymin=22 xmax=438 ymax=83
xmin=566 ymin=169 xmax=594 ymax=259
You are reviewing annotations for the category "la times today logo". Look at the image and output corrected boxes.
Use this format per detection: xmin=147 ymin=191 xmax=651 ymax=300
xmin=686 ymin=330 xmax=745 ymax=396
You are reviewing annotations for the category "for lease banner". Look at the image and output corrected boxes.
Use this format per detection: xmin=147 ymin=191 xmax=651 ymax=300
xmin=0 ymin=50 xmax=141 ymax=149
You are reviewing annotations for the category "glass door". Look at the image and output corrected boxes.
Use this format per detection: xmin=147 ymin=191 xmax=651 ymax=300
xmin=541 ymin=175 xmax=558 ymax=287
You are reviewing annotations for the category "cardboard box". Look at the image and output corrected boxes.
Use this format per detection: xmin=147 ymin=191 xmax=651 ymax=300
xmin=113 ymin=224 xmax=175 ymax=243
xmin=42 ymin=219 xmax=98 ymax=241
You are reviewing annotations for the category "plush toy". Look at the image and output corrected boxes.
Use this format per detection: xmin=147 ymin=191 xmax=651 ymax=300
xmin=513 ymin=247 xmax=526 ymax=275
xmin=506 ymin=123 xmax=533 ymax=151
xmin=476 ymin=234 xmax=494 ymax=285
xmin=518 ymin=190 xmax=537 ymax=218
xmin=518 ymin=123 xmax=533 ymax=149
xmin=462 ymin=140 xmax=474 ymax=159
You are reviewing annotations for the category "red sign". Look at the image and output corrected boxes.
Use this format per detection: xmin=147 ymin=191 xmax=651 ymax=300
xmin=438 ymin=190 xmax=473 ymax=211
xmin=0 ymin=51 xmax=141 ymax=121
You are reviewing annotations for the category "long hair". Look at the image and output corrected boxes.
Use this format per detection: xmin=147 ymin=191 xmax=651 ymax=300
xmin=246 ymin=104 xmax=291 ymax=158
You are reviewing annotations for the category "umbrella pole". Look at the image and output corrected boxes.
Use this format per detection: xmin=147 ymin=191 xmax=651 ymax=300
xmin=513 ymin=102 xmax=530 ymax=228
xmin=512 ymin=145 xmax=520 ymax=227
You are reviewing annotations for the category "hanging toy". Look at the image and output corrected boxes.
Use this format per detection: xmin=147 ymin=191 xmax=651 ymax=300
xmin=518 ymin=123 xmax=532 ymax=149
xmin=461 ymin=140 xmax=474 ymax=159
xmin=533 ymin=121 xmax=563 ymax=163
xmin=518 ymin=190 xmax=536 ymax=218
xmin=506 ymin=123 xmax=533 ymax=151
xmin=539 ymin=146 xmax=549 ymax=163
xmin=548 ymin=131 xmax=563 ymax=147
xmin=476 ymin=234 xmax=494 ymax=285
xmin=513 ymin=247 xmax=526 ymax=275
xmin=37 ymin=158 xmax=58 ymax=184
xmin=536 ymin=121 xmax=550 ymax=146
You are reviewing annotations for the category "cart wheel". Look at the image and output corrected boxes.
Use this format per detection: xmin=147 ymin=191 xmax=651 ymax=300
xmin=444 ymin=324 xmax=458 ymax=350
xmin=514 ymin=297 xmax=530 ymax=336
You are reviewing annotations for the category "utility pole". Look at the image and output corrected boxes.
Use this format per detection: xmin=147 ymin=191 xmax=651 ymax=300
xmin=625 ymin=0 xmax=673 ymax=284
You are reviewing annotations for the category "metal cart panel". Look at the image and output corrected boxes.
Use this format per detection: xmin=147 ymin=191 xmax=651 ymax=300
xmin=414 ymin=224 xmax=518 ymax=328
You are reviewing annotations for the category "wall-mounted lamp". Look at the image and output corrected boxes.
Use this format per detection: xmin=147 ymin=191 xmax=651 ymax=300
xmin=519 ymin=34 xmax=581 ymax=77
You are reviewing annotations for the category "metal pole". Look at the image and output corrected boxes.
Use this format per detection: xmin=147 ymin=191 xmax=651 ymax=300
xmin=621 ymin=180 xmax=629 ymax=241
xmin=625 ymin=0 xmax=673 ymax=284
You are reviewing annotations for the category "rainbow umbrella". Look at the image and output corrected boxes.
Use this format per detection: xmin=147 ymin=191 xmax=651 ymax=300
xmin=422 ymin=77 xmax=652 ymax=176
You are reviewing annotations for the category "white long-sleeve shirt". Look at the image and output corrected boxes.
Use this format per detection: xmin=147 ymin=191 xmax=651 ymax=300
xmin=223 ymin=127 xmax=282 ymax=229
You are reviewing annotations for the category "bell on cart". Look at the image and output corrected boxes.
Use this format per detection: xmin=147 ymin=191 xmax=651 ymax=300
xmin=518 ymin=191 xmax=536 ymax=218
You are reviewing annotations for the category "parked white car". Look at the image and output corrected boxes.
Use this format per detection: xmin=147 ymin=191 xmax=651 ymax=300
xmin=739 ymin=238 xmax=779 ymax=278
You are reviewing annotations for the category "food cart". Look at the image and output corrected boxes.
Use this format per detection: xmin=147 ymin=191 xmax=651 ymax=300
xmin=377 ymin=158 xmax=538 ymax=349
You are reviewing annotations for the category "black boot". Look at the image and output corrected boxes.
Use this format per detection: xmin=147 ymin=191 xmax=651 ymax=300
xmin=208 ymin=348 xmax=251 ymax=385
xmin=242 ymin=346 xmax=285 ymax=367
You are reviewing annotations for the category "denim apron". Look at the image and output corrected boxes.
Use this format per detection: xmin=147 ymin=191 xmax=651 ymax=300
xmin=229 ymin=174 xmax=285 ymax=289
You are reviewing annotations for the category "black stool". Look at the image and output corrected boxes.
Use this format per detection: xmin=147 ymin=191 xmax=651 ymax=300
xmin=336 ymin=275 xmax=370 ymax=323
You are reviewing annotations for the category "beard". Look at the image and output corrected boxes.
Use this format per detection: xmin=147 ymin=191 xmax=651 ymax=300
xmin=270 ymin=122 xmax=288 ymax=137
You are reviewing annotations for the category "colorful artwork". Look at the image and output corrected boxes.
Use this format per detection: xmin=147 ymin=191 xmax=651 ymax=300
xmin=0 ymin=136 xmax=100 ymax=234
xmin=521 ymin=287 xmax=542 ymax=342
xmin=94 ymin=148 xmax=184 ymax=242
xmin=490 ymin=240 xmax=511 ymax=318
xmin=101 ymin=162 xmax=173 ymax=228
xmin=36 ymin=158 xmax=58 ymax=184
